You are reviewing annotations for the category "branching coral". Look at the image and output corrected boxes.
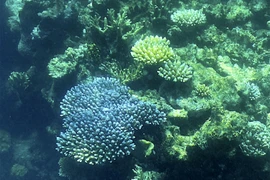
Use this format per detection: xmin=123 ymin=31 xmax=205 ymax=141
xmin=171 ymin=9 xmax=206 ymax=28
xmin=240 ymin=121 xmax=270 ymax=157
xmin=48 ymin=43 xmax=99 ymax=79
xmin=57 ymin=77 xmax=165 ymax=165
xmin=158 ymin=61 xmax=193 ymax=82
xmin=99 ymin=61 xmax=145 ymax=83
xmin=131 ymin=35 xmax=174 ymax=65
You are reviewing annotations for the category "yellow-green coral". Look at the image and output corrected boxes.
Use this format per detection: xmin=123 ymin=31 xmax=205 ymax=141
xmin=48 ymin=56 xmax=77 ymax=79
xmin=168 ymin=109 xmax=188 ymax=119
xmin=158 ymin=61 xmax=193 ymax=82
xmin=137 ymin=139 xmax=154 ymax=157
xmin=163 ymin=126 xmax=196 ymax=161
xmin=132 ymin=164 xmax=165 ymax=180
xmin=194 ymin=110 xmax=248 ymax=149
xmin=163 ymin=109 xmax=249 ymax=161
xmin=7 ymin=71 xmax=30 ymax=91
xmin=99 ymin=61 xmax=145 ymax=83
xmin=131 ymin=35 xmax=174 ymax=65
xmin=225 ymin=1 xmax=252 ymax=22
xmin=195 ymin=84 xmax=211 ymax=97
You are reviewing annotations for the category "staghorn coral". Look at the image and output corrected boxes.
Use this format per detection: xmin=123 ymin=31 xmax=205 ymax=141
xmin=57 ymin=77 xmax=165 ymax=165
xmin=158 ymin=61 xmax=193 ymax=82
xmin=131 ymin=35 xmax=174 ymax=65
xmin=99 ymin=61 xmax=145 ymax=83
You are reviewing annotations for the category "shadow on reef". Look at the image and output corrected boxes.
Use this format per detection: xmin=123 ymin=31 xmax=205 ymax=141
xmin=161 ymin=139 xmax=270 ymax=180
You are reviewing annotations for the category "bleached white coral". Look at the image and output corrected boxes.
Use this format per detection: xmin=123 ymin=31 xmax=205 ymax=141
xmin=171 ymin=9 xmax=206 ymax=27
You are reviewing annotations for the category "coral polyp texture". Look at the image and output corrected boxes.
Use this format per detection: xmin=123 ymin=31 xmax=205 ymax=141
xmin=56 ymin=77 xmax=165 ymax=165
xmin=158 ymin=61 xmax=193 ymax=82
xmin=48 ymin=44 xmax=89 ymax=79
xmin=240 ymin=121 xmax=270 ymax=157
xmin=131 ymin=35 xmax=174 ymax=65
xmin=171 ymin=9 xmax=206 ymax=28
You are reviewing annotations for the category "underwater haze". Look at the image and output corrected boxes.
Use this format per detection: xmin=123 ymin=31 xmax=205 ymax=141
xmin=1 ymin=0 xmax=270 ymax=179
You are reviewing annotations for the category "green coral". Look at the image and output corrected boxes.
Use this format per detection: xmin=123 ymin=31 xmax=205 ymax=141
xmin=225 ymin=1 xmax=252 ymax=22
xmin=132 ymin=164 xmax=165 ymax=180
xmin=240 ymin=121 xmax=270 ymax=157
xmin=136 ymin=139 xmax=155 ymax=157
xmin=195 ymin=84 xmax=211 ymax=97
xmin=99 ymin=61 xmax=145 ymax=83
xmin=163 ymin=126 xmax=196 ymax=161
xmin=163 ymin=109 xmax=248 ymax=161
xmin=48 ymin=55 xmax=77 ymax=79
xmin=48 ymin=43 xmax=99 ymax=79
xmin=79 ymin=7 xmax=143 ymax=42
xmin=7 ymin=71 xmax=30 ymax=91
xmin=194 ymin=110 xmax=248 ymax=149
xmin=131 ymin=35 xmax=174 ymax=65
xmin=158 ymin=61 xmax=193 ymax=82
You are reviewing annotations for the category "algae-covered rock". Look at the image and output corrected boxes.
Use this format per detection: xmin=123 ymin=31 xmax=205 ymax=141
xmin=163 ymin=109 xmax=249 ymax=161
xmin=134 ymin=139 xmax=155 ymax=158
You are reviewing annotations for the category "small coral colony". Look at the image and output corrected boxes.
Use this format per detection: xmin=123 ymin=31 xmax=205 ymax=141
xmin=3 ymin=0 xmax=270 ymax=179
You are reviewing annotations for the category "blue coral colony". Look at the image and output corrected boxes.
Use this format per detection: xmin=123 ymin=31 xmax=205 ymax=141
xmin=56 ymin=77 xmax=165 ymax=165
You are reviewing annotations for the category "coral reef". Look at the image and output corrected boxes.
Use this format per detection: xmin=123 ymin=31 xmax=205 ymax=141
xmin=240 ymin=121 xmax=270 ymax=157
xmin=132 ymin=164 xmax=165 ymax=180
xmin=48 ymin=43 xmax=99 ymax=79
xmin=57 ymin=77 xmax=165 ymax=165
xmin=99 ymin=61 xmax=145 ymax=83
xmin=131 ymin=35 xmax=174 ymax=65
xmin=158 ymin=61 xmax=193 ymax=82
xmin=171 ymin=9 xmax=206 ymax=28
xmin=3 ymin=0 xmax=270 ymax=179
